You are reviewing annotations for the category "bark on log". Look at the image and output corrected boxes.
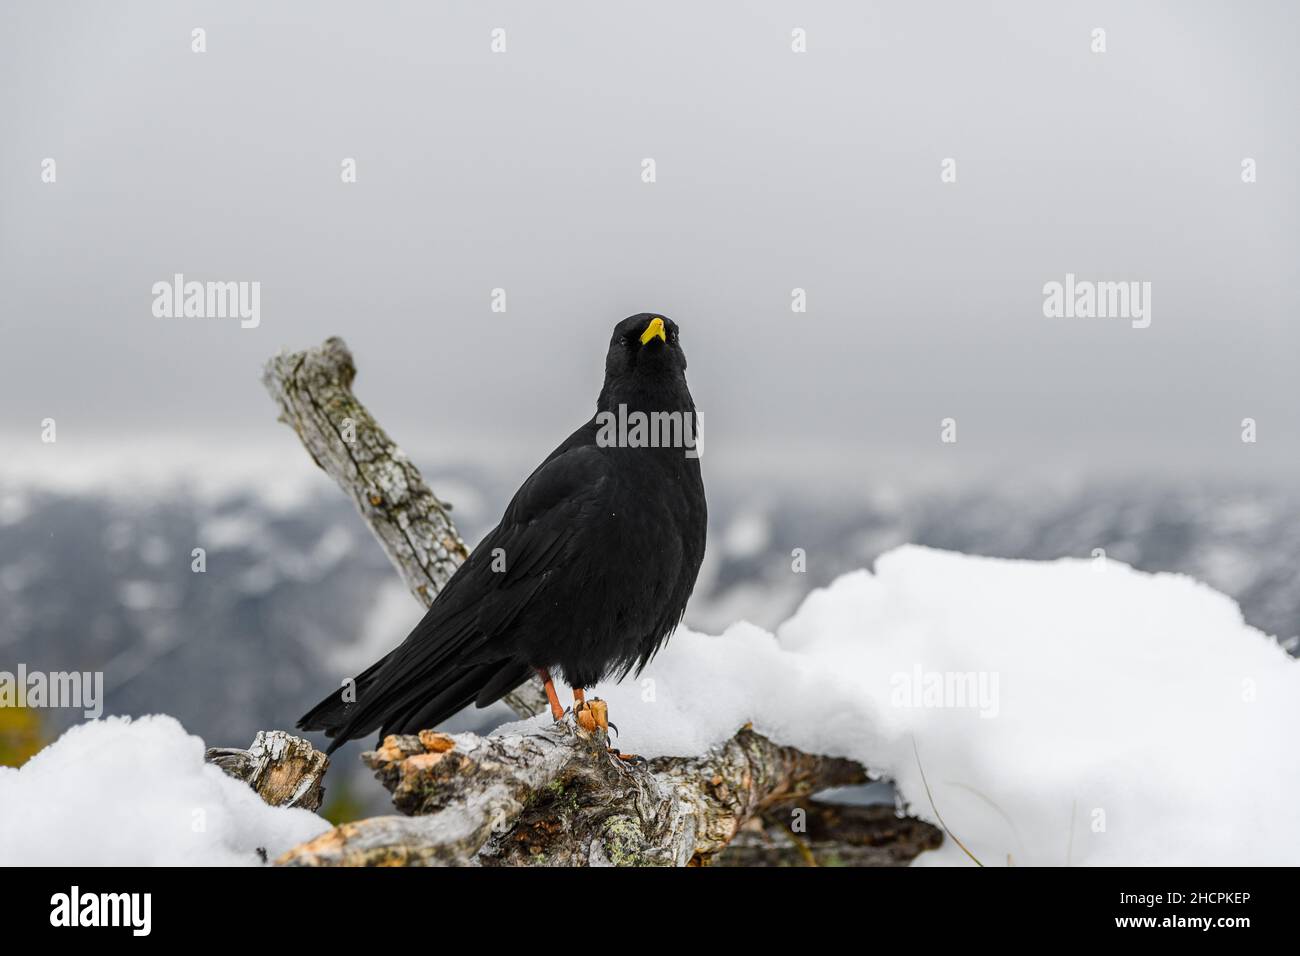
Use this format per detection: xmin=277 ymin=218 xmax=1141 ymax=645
xmin=276 ymin=719 xmax=869 ymax=866
xmin=715 ymin=802 xmax=943 ymax=866
xmin=206 ymin=730 xmax=329 ymax=813
xmin=261 ymin=336 xmax=548 ymax=718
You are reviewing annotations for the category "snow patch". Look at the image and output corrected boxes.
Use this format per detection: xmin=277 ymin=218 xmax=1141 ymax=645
xmin=0 ymin=715 xmax=329 ymax=865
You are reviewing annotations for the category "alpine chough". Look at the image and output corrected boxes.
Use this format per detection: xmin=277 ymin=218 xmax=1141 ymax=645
xmin=299 ymin=314 xmax=707 ymax=752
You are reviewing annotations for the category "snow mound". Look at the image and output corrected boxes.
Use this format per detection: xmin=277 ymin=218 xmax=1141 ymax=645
xmin=0 ymin=715 xmax=329 ymax=865
xmin=504 ymin=545 xmax=1300 ymax=865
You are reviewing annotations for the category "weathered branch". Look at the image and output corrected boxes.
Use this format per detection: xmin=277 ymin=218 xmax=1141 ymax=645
xmin=206 ymin=730 xmax=329 ymax=813
xmin=277 ymin=720 xmax=869 ymax=866
xmin=261 ymin=336 xmax=547 ymax=718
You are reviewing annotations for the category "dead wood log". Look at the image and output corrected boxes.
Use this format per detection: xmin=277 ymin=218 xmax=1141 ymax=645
xmin=276 ymin=719 xmax=868 ymax=866
xmin=261 ymin=335 xmax=547 ymax=718
xmin=714 ymin=801 xmax=944 ymax=866
xmin=205 ymin=730 xmax=329 ymax=812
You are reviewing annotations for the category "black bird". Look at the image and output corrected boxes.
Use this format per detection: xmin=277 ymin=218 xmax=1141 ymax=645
xmin=299 ymin=314 xmax=707 ymax=753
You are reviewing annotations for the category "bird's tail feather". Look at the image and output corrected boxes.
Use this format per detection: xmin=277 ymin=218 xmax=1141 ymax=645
xmin=297 ymin=653 xmax=531 ymax=755
xmin=382 ymin=658 xmax=531 ymax=739
xmin=295 ymin=652 xmax=393 ymax=752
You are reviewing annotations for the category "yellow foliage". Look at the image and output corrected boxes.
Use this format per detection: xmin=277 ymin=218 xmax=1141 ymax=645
xmin=0 ymin=707 xmax=45 ymax=767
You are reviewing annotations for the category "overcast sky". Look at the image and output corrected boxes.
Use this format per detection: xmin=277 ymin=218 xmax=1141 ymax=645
xmin=2 ymin=1 xmax=1297 ymax=490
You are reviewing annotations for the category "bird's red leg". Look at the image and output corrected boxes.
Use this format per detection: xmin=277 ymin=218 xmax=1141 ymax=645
xmin=537 ymin=668 xmax=565 ymax=721
xmin=572 ymin=687 xmax=585 ymax=707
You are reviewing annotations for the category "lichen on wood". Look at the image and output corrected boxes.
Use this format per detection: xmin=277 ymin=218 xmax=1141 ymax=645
xmin=261 ymin=336 xmax=547 ymax=718
xmin=277 ymin=719 xmax=871 ymax=867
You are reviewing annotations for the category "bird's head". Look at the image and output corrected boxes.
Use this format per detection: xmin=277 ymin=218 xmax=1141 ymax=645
xmin=604 ymin=313 xmax=686 ymax=376
xmin=598 ymin=313 xmax=692 ymax=412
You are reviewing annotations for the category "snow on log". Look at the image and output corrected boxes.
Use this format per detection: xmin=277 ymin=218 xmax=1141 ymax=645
xmin=0 ymin=716 xmax=330 ymax=866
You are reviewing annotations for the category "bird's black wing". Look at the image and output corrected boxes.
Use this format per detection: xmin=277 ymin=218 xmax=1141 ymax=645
xmin=311 ymin=437 xmax=617 ymax=743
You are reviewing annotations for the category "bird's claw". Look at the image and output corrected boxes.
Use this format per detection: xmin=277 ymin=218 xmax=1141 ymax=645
xmin=575 ymin=697 xmax=608 ymax=734
xmin=575 ymin=699 xmax=642 ymax=764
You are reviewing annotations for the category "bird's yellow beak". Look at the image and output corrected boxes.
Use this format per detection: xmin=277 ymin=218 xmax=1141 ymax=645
xmin=640 ymin=317 xmax=667 ymax=346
